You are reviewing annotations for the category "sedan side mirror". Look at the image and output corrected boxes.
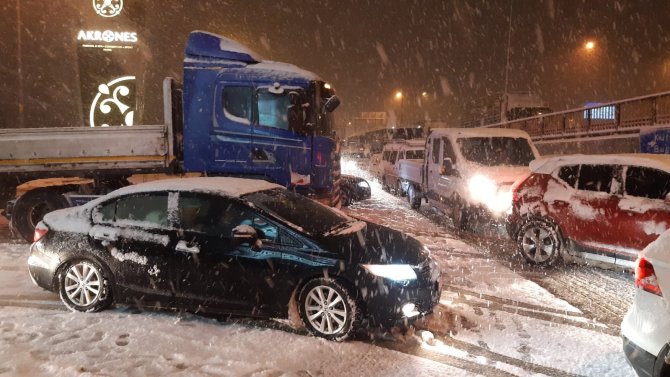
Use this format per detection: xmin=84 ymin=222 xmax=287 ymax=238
xmin=232 ymin=224 xmax=262 ymax=251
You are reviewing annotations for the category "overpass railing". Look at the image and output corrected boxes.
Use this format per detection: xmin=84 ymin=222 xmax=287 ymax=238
xmin=483 ymin=90 xmax=670 ymax=141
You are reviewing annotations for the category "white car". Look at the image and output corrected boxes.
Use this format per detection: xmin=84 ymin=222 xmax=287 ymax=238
xmin=621 ymin=229 xmax=670 ymax=377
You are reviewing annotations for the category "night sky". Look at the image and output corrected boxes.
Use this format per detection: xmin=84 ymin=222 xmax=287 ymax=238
xmin=1 ymin=0 xmax=669 ymax=134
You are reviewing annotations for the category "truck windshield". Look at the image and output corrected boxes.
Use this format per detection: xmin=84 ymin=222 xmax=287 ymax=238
xmin=404 ymin=150 xmax=424 ymax=160
xmin=243 ymin=188 xmax=351 ymax=236
xmin=457 ymin=137 xmax=535 ymax=166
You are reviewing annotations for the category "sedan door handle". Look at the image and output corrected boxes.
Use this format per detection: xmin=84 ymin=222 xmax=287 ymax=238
xmin=94 ymin=234 xmax=117 ymax=242
xmin=176 ymin=240 xmax=200 ymax=254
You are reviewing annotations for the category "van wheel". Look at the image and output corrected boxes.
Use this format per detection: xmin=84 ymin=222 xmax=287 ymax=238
xmin=517 ymin=218 xmax=562 ymax=266
xmin=407 ymin=185 xmax=421 ymax=210
xmin=451 ymin=200 xmax=470 ymax=231
xmin=12 ymin=188 xmax=69 ymax=242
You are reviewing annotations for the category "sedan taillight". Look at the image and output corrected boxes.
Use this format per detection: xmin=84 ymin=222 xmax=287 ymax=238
xmin=33 ymin=223 xmax=49 ymax=243
xmin=635 ymin=257 xmax=662 ymax=296
xmin=510 ymin=173 xmax=531 ymax=204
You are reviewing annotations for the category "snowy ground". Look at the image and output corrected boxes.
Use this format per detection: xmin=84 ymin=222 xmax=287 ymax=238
xmin=0 ymin=163 xmax=636 ymax=376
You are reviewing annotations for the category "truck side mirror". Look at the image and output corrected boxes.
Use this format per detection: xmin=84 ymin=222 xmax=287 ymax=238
xmin=324 ymin=95 xmax=340 ymax=113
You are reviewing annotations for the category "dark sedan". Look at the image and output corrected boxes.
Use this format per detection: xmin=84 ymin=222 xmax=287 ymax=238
xmin=28 ymin=177 xmax=440 ymax=341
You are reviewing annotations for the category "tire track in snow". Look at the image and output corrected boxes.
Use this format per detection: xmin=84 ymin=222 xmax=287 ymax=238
xmin=442 ymin=286 xmax=617 ymax=336
xmin=378 ymin=340 xmax=521 ymax=377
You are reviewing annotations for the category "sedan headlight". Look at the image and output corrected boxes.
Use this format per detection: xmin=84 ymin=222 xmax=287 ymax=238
xmin=362 ymin=264 xmax=417 ymax=281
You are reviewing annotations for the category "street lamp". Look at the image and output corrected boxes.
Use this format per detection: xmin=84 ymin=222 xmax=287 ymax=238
xmin=394 ymin=91 xmax=404 ymax=127
xmin=582 ymin=39 xmax=611 ymax=98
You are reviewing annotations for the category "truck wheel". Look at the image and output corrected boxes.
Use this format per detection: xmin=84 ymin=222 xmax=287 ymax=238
xmin=407 ymin=185 xmax=421 ymax=210
xmin=12 ymin=188 xmax=69 ymax=242
xmin=397 ymin=180 xmax=406 ymax=197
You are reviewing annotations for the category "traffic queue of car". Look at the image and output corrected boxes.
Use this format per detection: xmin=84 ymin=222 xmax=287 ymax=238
xmin=365 ymin=127 xmax=670 ymax=374
xmin=21 ymin=125 xmax=670 ymax=373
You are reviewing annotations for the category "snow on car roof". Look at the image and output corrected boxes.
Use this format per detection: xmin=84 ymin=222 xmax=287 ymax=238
xmin=530 ymin=153 xmax=670 ymax=174
xmin=110 ymin=177 xmax=282 ymax=198
xmin=430 ymin=127 xmax=533 ymax=140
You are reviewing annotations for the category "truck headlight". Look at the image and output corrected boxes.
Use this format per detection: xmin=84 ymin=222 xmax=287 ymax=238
xmin=362 ymin=264 xmax=417 ymax=281
xmin=468 ymin=174 xmax=497 ymax=202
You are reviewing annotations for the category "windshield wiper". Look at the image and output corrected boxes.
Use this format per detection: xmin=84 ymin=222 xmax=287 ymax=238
xmin=323 ymin=220 xmax=364 ymax=237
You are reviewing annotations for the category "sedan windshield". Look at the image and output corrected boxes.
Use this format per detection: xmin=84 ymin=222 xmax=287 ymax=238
xmin=243 ymin=189 xmax=351 ymax=235
xmin=458 ymin=137 xmax=535 ymax=167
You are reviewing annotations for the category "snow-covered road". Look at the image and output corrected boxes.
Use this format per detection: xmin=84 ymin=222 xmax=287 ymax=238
xmin=0 ymin=165 xmax=636 ymax=376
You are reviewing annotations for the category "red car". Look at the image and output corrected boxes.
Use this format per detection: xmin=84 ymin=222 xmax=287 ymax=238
xmin=507 ymin=154 xmax=670 ymax=268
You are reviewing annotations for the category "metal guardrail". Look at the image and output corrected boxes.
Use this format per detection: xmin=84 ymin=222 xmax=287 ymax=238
xmin=482 ymin=90 xmax=670 ymax=141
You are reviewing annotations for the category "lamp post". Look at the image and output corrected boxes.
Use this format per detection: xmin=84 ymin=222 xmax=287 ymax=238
xmin=583 ymin=39 xmax=612 ymax=99
xmin=394 ymin=90 xmax=404 ymax=127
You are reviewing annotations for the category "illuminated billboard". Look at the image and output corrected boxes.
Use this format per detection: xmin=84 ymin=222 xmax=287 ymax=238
xmin=77 ymin=0 xmax=142 ymax=127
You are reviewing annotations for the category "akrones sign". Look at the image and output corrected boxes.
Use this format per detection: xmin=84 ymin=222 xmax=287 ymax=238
xmin=77 ymin=30 xmax=138 ymax=43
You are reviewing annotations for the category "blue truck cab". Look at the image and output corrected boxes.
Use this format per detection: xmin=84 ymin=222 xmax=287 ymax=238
xmin=182 ymin=31 xmax=341 ymax=201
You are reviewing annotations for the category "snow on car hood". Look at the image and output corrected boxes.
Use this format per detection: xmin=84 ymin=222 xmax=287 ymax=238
xmin=319 ymin=222 xmax=428 ymax=265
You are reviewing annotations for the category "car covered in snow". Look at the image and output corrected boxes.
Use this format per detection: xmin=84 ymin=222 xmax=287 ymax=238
xmin=621 ymin=229 xmax=670 ymax=377
xmin=507 ymin=154 xmax=670 ymax=267
xmin=27 ymin=177 xmax=440 ymax=341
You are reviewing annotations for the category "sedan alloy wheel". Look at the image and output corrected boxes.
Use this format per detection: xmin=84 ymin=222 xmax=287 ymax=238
xmin=299 ymin=278 xmax=358 ymax=341
xmin=59 ymin=259 xmax=113 ymax=312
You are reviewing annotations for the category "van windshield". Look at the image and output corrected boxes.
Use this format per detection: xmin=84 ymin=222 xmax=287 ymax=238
xmin=457 ymin=137 xmax=535 ymax=166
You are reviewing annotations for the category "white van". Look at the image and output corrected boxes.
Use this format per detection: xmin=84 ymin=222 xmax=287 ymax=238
xmin=421 ymin=128 xmax=539 ymax=229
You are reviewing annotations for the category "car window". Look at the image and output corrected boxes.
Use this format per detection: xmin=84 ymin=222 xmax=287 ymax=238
xmin=577 ymin=164 xmax=618 ymax=193
xmin=557 ymin=165 xmax=579 ymax=188
xmin=179 ymin=194 xmax=282 ymax=243
xmin=442 ymin=137 xmax=457 ymax=163
xmin=223 ymin=86 xmax=253 ymax=125
xmin=112 ymin=194 xmax=169 ymax=228
xmin=432 ymin=138 xmax=440 ymax=164
xmin=625 ymin=166 xmax=670 ymax=200
xmin=457 ymin=137 xmax=536 ymax=167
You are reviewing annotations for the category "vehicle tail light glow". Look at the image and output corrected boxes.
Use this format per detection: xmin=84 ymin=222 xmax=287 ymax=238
xmin=635 ymin=257 xmax=662 ymax=296
xmin=33 ymin=223 xmax=49 ymax=243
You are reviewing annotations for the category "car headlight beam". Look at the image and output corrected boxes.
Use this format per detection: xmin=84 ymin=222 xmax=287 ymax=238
xmin=362 ymin=264 xmax=417 ymax=281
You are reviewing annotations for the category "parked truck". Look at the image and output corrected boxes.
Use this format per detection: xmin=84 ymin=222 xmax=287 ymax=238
xmin=0 ymin=31 xmax=344 ymax=242
xmin=380 ymin=139 xmax=425 ymax=194
xmin=398 ymin=128 xmax=540 ymax=229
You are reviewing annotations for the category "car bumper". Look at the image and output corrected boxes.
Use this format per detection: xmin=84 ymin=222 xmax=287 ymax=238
xmin=360 ymin=262 xmax=441 ymax=326
xmin=623 ymin=336 xmax=669 ymax=377
xmin=27 ymin=242 xmax=60 ymax=292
